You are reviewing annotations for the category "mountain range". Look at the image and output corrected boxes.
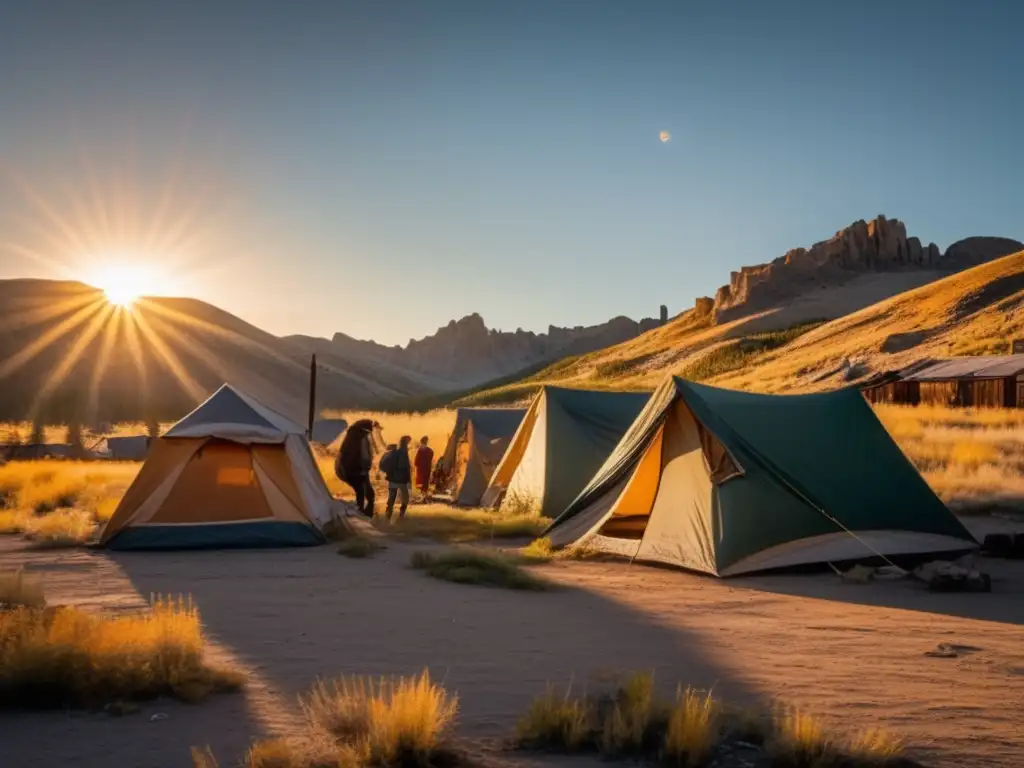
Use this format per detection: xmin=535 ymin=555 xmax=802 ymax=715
xmin=0 ymin=214 xmax=1020 ymax=424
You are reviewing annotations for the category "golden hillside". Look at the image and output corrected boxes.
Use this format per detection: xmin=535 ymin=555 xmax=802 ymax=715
xmin=460 ymin=250 xmax=1024 ymax=404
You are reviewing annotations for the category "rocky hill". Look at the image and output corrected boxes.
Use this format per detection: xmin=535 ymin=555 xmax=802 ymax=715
xmin=310 ymin=312 xmax=663 ymax=388
xmin=460 ymin=216 xmax=1023 ymax=405
xmin=702 ymin=215 xmax=1022 ymax=323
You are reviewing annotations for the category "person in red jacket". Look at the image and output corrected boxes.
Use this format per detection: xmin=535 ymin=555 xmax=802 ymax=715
xmin=414 ymin=436 xmax=434 ymax=499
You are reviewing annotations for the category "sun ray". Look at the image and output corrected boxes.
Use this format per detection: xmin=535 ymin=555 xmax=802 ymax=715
xmin=123 ymin=307 xmax=150 ymax=395
xmin=28 ymin=303 xmax=116 ymax=419
xmin=62 ymin=180 xmax=113 ymax=257
xmin=1 ymin=239 xmax=74 ymax=276
xmin=0 ymin=288 xmax=99 ymax=334
xmin=130 ymin=309 xmax=206 ymax=401
xmin=138 ymin=299 xmax=304 ymax=369
xmin=140 ymin=309 xmax=235 ymax=383
xmin=72 ymin=125 xmax=115 ymax=245
xmin=87 ymin=308 xmax=123 ymax=424
xmin=0 ymin=298 xmax=106 ymax=381
xmin=5 ymin=170 xmax=96 ymax=259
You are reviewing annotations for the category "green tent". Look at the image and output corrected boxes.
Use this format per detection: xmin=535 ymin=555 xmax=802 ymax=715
xmin=437 ymin=407 xmax=526 ymax=506
xmin=545 ymin=377 xmax=977 ymax=576
xmin=481 ymin=387 xmax=649 ymax=518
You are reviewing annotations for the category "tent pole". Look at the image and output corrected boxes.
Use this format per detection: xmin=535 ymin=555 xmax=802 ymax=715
xmin=307 ymin=353 xmax=317 ymax=438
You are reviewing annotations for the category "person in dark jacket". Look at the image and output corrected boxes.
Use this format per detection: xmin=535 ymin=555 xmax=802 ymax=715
xmin=336 ymin=419 xmax=378 ymax=517
xmin=379 ymin=434 xmax=413 ymax=520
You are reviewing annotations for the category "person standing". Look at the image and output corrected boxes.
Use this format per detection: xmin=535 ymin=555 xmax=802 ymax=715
xmin=381 ymin=435 xmax=413 ymax=520
xmin=414 ymin=436 xmax=434 ymax=498
xmin=336 ymin=419 xmax=378 ymax=517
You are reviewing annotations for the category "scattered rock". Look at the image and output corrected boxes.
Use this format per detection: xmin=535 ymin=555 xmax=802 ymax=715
xmin=943 ymin=236 xmax=1024 ymax=267
xmin=925 ymin=643 xmax=984 ymax=658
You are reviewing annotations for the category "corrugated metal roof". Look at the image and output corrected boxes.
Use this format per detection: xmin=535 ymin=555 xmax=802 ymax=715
xmin=906 ymin=355 xmax=1024 ymax=381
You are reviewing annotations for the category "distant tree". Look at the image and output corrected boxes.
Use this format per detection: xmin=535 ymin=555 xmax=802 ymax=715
xmin=29 ymin=419 xmax=45 ymax=446
xmin=146 ymin=415 xmax=161 ymax=440
xmin=67 ymin=421 xmax=85 ymax=457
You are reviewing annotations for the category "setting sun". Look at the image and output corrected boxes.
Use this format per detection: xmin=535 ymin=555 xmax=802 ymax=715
xmin=90 ymin=263 xmax=158 ymax=308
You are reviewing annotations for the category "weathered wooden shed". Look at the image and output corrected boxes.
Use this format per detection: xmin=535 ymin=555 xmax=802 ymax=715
xmin=862 ymin=355 xmax=1024 ymax=408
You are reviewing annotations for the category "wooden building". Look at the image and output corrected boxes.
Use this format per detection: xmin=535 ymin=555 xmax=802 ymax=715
xmin=862 ymin=355 xmax=1024 ymax=408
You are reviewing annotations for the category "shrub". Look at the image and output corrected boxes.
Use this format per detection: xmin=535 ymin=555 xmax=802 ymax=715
xmin=664 ymin=687 xmax=718 ymax=766
xmin=599 ymin=671 xmax=665 ymax=756
xmin=769 ymin=706 xmax=832 ymax=766
xmin=0 ymin=568 xmax=46 ymax=609
xmin=0 ymin=594 xmax=243 ymax=708
xmin=515 ymin=684 xmax=590 ymax=751
xmin=847 ymin=728 xmax=906 ymax=763
xmin=0 ymin=508 xmax=30 ymax=535
xmin=592 ymin=354 xmax=654 ymax=380
xmin=502 ymin=491 xmax=541 ymax=517
xmin=17 ymin=476 xmax=81 ymax=514
xmin=410 ymin=549 xmax=552 ymax=591
xmin=338 ymin=536 xmax=384 ymax=558
xmin=515 ymin=677 xmax=914 ymax=768
xmin=238 ymin=671 xmax=461 ymax=768
xmin=305 ymin=671 xmax=457 ymax=764
xmin=678 ymin=321 xmax=826 ymax=382
xmin=519 ymin=537 xmax=554 ymax=562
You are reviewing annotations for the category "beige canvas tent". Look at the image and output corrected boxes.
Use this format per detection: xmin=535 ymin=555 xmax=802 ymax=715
xmin=100 ymin=384 xmax=336 ymax=550
xmin=437 ymin=408 xmax=526 ymax=506
xmin=546 ymin=377 xmax=977 ymax=575
xmin=481 ymin=387 xmax=649 ymax=518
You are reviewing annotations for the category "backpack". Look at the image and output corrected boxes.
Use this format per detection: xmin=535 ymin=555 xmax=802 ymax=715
xmin=378 ymin=449 xmax=397 ymax=480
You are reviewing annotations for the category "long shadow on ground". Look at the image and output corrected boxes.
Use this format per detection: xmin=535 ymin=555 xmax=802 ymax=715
xmin=0 ymin=538 xmax=271 ymax=768
xmin=109 ymin=541 xmax=768 ymax=753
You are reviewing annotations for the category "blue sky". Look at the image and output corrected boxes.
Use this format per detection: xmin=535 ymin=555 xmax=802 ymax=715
xmin=1 ymin=1 xmax=1021 ymax=346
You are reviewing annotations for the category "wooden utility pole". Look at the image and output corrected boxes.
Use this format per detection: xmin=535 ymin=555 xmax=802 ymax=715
xmin=307 ymin=353 xmax=317 ymax=438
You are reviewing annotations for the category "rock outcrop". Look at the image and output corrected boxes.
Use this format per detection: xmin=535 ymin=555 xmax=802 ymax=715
xmin=331 ymin=312 xmax=661 ymax=387
xmin=702 ymin=215 xmax=1023 ymax=322
xmin=944 ymin=236 xmax=1024 ymax=267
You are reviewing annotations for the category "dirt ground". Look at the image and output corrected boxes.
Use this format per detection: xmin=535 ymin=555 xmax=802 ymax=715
xmin=1 ymin=517 xmax=1022 ymax=768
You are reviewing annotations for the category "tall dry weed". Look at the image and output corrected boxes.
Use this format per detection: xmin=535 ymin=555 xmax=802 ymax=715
xmin=0 ymin=594 xmax=242 ymax=708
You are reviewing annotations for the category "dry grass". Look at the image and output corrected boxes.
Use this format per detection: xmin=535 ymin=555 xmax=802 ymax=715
xmin=338 ymin=536 xmax=384 ymax=558
xmin=599 ymin=671 xmax=665 ymax=756
xmin=664 ymin=687 xmax=719 ymax=766
xmin=768 ymin=705 xmax=906 ymax=767
xmin=0 ymin=460 xmax=138 ymax=547
xmin=241 ymin=671 xmax=459 ymax=768
xmin=410 ymin=548 xmax=552 ymax=591
xmin=516 ymin=675 xmax=912 ymax=767
xmin=0 ymin=508 xmax=30 ymax=534
xmin=21 ymin=508 xmax=97 ymax=547
xmin=0 ymin=594 xmax=243 ymax=709
xmin=0 ymin=461 xmax=138 ymax=513
xmin=377 ymin=504 xmax=549 ymax=543
xmin=875 ymin=404 xmax=1024 ymax=512
xmin=519 ymin=536 xmax=555 ymax=562
xmin=0 ymin=568 xmax=46 ymax=608
xmin=515 ymin=684 xmax=591 ymax=751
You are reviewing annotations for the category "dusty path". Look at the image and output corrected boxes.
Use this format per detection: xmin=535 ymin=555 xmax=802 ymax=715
xmin=1 ymin=534 xmax=1022 ymax=768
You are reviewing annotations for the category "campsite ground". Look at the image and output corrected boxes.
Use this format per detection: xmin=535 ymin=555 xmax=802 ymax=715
xmin=2 ymin=516 xmax=1022 ymax=768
